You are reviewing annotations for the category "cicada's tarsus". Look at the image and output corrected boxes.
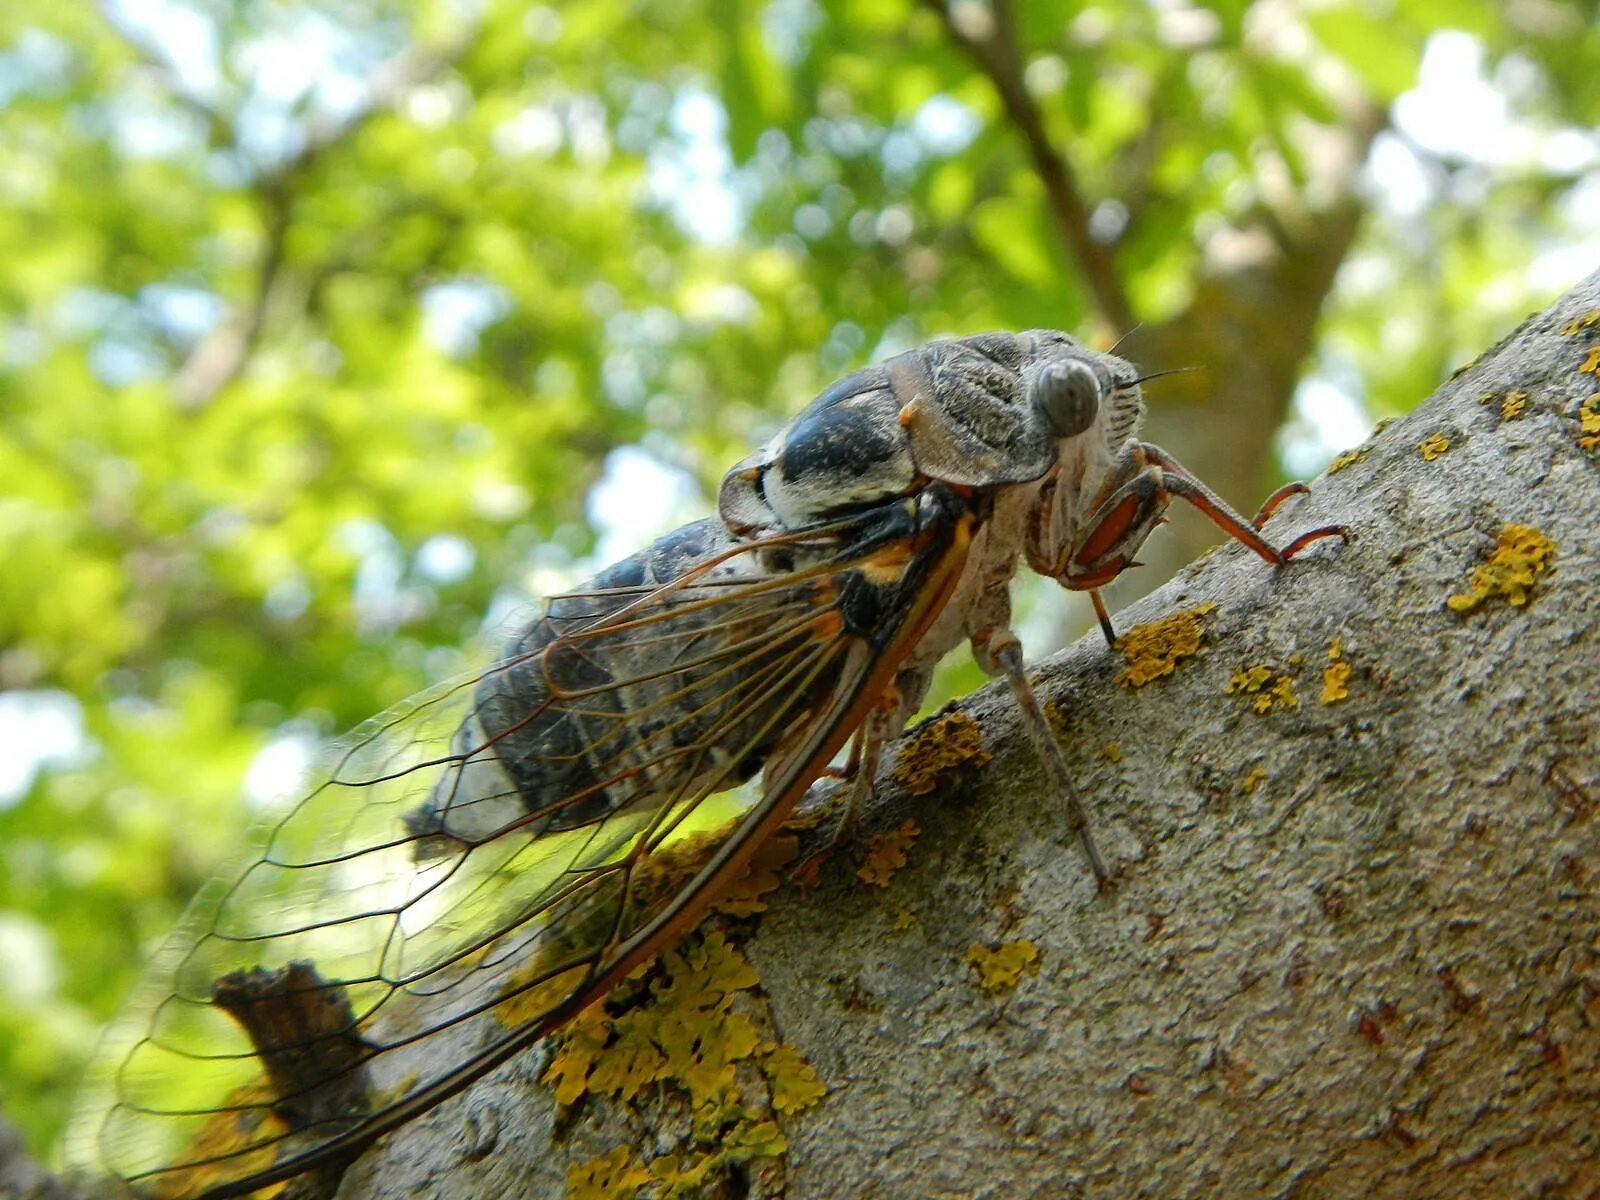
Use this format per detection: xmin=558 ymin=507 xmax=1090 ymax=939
xmin=69 ymin=330 xmax=1345 ymax=1199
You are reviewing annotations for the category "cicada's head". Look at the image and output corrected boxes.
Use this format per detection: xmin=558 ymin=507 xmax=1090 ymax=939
xmin=1014 ymin=329 xmax=1144 ymax=456
xmin=1009 ymin=330 xmax=1148 ymax=580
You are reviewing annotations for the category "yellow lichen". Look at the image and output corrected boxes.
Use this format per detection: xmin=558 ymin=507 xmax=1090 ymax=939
xmin=1116 ymin=601 xmax=1217 ymax=687
xmin=1102 ymin=741 xmax=1122 ymax=763
xmin=1580 ymin=347 xmax=1600 ymax=374
xmin=154 ymin=1079 xmax=288 ymax=1200
xmin=1372 ymin=416 xmax=1396 ymax=434
xmin=1578 ymin=392 xmax=1600 ymax=452
xmin=891 ymin=710 xmax=992 ymax=796
xmin=1446 ymin=524 xmax=1557 ymax=614
xmin=889 ymin=904 xmax=918 ymax=931
xmin=1227 ymin=665 xmax=1273 ymax=694
xmin=1321 ymin=638 xmax=1352 ymax=704
xmin=1500 ymin=391 xmax=1528 ymax=420
xmin=537 ymin=925 xmax=825 ymax=1197
xmin=1241 ymin=767 xmax=1267 ymax=795
xmin=1327 ymin=446 xmax=1368 ymax=474
xmin=567 ymin=1146 xmax=653 ymax=1200
xmin=1226 ymin=664 xmax=1298 ymax=714
xmin=856 ymin=818 xmax=919 ymax=888
xmin=1559 ymin=310 xmax=1600 ymax=335
xmin=966 ymin=940 xmax=1041 ymax=993
xmin=1418 ymin=433 xmax=1450 ymax=461
xmin=763 ymin=1043 xmax=827 ymax=1114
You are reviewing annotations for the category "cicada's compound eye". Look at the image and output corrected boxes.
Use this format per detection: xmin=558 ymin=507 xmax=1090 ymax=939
xmin=1028 ymin=358 xmax=1101 ymax=438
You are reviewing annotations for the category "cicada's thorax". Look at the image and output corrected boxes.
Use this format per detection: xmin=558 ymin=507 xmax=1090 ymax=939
xmin=717 ymin=329 xmax=1145 ymax=689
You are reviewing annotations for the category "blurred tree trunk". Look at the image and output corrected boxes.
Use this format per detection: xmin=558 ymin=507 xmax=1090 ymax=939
xmin=930 ymin=0 xmax=1388 ymax=624
xmin=331 ymin=276 xmax=1600 ymax=1196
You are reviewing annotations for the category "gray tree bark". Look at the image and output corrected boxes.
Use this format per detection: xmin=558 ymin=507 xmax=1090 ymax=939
xmin=327 ymin=278 xmax=1600 ymax=1198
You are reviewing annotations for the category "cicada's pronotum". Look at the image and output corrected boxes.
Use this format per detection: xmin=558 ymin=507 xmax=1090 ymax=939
xmin=68 ymin=330 xmax=1344 ymax=1199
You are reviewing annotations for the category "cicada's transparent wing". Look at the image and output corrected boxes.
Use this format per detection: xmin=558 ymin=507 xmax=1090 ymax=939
xmin=70 ymin=489 xmax=973 ymax=1200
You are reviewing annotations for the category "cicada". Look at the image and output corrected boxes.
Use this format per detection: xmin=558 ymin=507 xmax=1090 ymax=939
xmin=69 ymin=330 xmax=1344 ymax=1198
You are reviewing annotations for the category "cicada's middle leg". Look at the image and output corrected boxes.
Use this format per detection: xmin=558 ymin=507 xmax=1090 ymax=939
xmin=1061 ymin=441 xmax=1349 ymax=645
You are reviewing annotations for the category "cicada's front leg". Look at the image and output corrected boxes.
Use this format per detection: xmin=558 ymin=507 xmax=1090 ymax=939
xmin=1062 ymin=441 xmax=1349 ymax=645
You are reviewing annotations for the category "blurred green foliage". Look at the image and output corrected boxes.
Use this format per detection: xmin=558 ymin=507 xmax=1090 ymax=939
xmin=1 ymin=0 xmax=1595 ymax=1162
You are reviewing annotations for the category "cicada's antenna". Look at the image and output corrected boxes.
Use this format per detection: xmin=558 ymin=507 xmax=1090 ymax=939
xmin=1106 ymin=323 xmax=1142 ymax=356
xmin=1129 ymin=366 xmax=1203 ymax=388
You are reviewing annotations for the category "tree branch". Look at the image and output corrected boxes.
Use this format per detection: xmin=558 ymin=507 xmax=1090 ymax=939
xmin=338 ymin=272 xmax=1600 ymax=1197
xmin=925 ymin=0 xmax=1136 ymax=332
xmin=158 ymin=30 xmax=476 ymax=410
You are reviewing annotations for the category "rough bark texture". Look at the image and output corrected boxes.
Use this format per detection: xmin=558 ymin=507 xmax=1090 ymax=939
xmin=319 ymin=278 xmax=1600 ymax=1198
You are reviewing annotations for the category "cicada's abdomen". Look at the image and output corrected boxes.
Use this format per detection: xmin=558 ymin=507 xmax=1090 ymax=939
xmin=404 ymin=518 xmax=834 ymax=849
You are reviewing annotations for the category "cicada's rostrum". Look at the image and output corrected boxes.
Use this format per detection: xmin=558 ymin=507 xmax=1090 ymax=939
xmin=69 ymin=330 xmax=1344 ymax=1198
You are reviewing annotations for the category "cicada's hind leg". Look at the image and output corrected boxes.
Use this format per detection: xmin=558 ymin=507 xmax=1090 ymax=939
xmin=787 ymin=680 xmax=908 ymax=879
xmin=971 ymin=627 xmax=1111 ymax=889
xmin=1065 ymin=441 xmax=1349 ymax=645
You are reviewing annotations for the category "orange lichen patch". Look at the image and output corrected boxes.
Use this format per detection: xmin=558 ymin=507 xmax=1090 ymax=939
xmin=966 ymin=939 xmax=1041 ymax=993
xmin=891 ymin=711 xmax=992 ymax=796
xmin=1326 ymin=446 xmax=1368 ymax=474
xmin=1241 ymin=767 xmax=1267 ymax=795
xmin=628 ymin=822 xmax=731 ymax=909
xmin=1321 ymin=638 xmax=1351 ymax=704
xmin=153 ymin=1080 xmax=288 ymax=1200
xmin=1559 ymin=309 xmax=1600 ymax=335
xmin=1446 ymin=524 xmax=1557 ymax=614
xmin=1578 ymin=393 xmax=1600 ymax=452
xmin=567 ymin=1146 xmax=654 ymax=1200
xmin=715 ymin=834 xmax=797 ymax=918
xmin=1042 ymin=696 xmax=1065 ymax=734
xmin=1417 ymin=433 xmax=1450 ymax=461
xmin=856 ymin=818 xmax=920 ymax=888
xmin=1580 ymin=347 xmax=1600 ymax=374
xmin=1102 ymin=741 xmax=1122 ymax=763
xmin=1321 ymin=661 xmax=1352 ymax=704
xmin=1116 ymin=601 xmax=1217 ymax=687
xmin=1226 ymin=664 xmax=1299 ymax=714
xmin=625 ymin=821 xmax=796 ymax=919
xmin=1479 ymin=390 xmax=1529 ymax=420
